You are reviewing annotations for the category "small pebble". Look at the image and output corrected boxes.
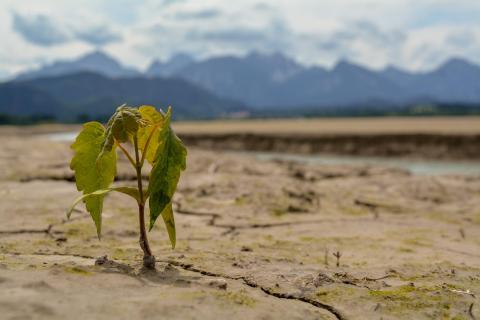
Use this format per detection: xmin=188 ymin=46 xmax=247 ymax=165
xmin=208 ymin=279 xmax=227 ymax=290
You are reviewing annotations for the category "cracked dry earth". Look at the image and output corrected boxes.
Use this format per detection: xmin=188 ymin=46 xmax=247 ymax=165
xmin=1 ymin=132 xmax=480 ymax=320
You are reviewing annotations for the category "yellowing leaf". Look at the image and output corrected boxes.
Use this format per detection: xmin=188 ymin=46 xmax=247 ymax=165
xmin=99 ymin=104 xmax=143 ymax=160
xmin=70 ymin=121 xmax=116 ymax=238
xmin=147 ymin=107 xmax=187 ymax=248
xmin=137 ymin=105 xmax=164 ymax=165
xmin=161 ymin=203 xmax=176 ymax=249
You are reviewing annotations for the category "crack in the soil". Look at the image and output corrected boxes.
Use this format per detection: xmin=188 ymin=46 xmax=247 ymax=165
xmin=0 ymin=212 xmax=88 ymax=239
xmin=174 ymin=201 xmax=414 ymax=235
xmin=432 ymin=245 xmax=480 ymax=258
xmin=469 ymin=303 xmax=477 ymax=320
xmin=173 ymin=202 xmax=220 ymax=226
xmin=175 ymin=205 xmax=474 ymax=265
xmin=161 ymin=259 xmax=347 ymax=320
xmin=0 ymin=225 xmax=56 ymax=235
xmin=19 ymin=251 xmax=97 ymax=260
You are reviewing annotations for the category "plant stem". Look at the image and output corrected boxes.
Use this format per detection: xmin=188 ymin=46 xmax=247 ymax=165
xmin=116 ymin=140 xmax=137 ymax=169
xmin=133 ymin=134 xmax=154 ymax=268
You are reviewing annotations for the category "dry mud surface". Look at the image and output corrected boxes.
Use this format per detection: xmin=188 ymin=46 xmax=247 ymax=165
xmin=1 ymin=129 xmax=480 ymax=320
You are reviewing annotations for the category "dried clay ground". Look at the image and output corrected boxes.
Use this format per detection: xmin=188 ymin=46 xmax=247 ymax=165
xmin=0 ymin=122 xmax=479 ymax=320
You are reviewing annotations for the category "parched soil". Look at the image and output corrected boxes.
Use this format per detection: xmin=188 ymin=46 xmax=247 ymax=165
xmin=0 ymin=128 xmax=479 ymax=320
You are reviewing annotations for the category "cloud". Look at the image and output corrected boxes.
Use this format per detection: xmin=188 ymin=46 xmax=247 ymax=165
xmin=75 ymin=26 xmax=122 ymax=46
xmin=175 ymin=9 xmax=220 ymax=19
xmin=3 ymin=0 xmax=480 ymax=74
xmin=142 ymin=14 xmax=294 ymax=60
xmin=160 ymin=0 xmax=188 ymax=7
xmin=12 ymin=13 xmax=69 ymax=46
xmin=12 ymin=12 xmax=121 ymax=47
xmin=446 ymin=31 xmax=475 ymax=48
xmin=188 ymin=28 xmax=266 ymax=43
xmin=316 ymin=21 xmax=406 ymax=52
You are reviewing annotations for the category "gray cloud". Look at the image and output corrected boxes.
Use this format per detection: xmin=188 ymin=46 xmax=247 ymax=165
xmin=12 ymin=13 xmax=69 ymax=46
xmin=184 ymin=16 xmax=293 ymax=52
xmin=446 ymin=32 xmax=474 ymax=48
xmin=12 ymin=12 xmax=121 ymax=47
xmin=325 ymin=21 xmax=406 ymax=50
xmin=188 ymin=28 xmax=267 ymax=43
xmin=352 ymin=21 xmax=406 ymax=46
xmin=139 ymin=16 xmax=294 ymax=62
xmin=311 ymin=20 xmax=405 ymax=65
xmin=161 ymin=0 xmax=188 ymax=7
xmin=76 ymin=26 xmax=122 ymax=46
xmin=175 ymin=9 xmax=220 ymax=20
xmin=253 ymin=3 xmax=274 ymax=11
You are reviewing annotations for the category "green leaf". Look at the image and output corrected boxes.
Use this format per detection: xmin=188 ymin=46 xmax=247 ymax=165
xmin=148 ymin=107 xmax=187 ymax=248
xmin=161 ymin=203 xmax=176 ymax=249
xmin=70 ymin=122 xmax=116 ymax=238
xmin=67 ymin=189 xmax=113 ymax=220
xmin=137 ymin=105 xmax=164 ymax=165
xmin=99 ymin=104 xmax=144 ymax=160
xmin=67 ymin=187 xmax=142 ymax=219
xmin=112 ymin=186 xmax=144 ymax=203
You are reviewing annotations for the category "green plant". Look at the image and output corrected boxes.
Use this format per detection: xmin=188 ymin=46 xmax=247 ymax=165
xmin=67 ymin=105 xmax=187 ymax=269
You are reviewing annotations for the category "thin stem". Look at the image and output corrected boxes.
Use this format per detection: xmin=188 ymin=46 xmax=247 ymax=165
xmin=133 ymin=134 xmax=154 ymax=268
xmin=116 ymin=140 xmax=136 ymax=169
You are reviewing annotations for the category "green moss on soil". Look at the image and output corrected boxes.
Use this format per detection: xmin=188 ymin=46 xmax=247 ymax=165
xmin=64 ymin=266 xmax=92 ymax=275
xmin=368 ymin=284 xmax=462 ymax=316
xmin=215 ymin=289 xmax=256 ymax=306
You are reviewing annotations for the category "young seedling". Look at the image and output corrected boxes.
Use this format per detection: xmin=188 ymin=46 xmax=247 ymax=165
xmin=67 ymin=105 xmax=187 ymax=269
xmin=324 ymin=247 xmax=329 ymax=266
xmin=333 ymin=250 xmax=342 ymax=267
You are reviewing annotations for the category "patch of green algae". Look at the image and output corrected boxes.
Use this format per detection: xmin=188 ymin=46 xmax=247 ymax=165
xmin=64 ymin=266 xmax=92 ymax=275
xmin=315 ymin=286 xmax=357 ymax=303
xmin=215 ymin=289 xmax=256 ymax=306
xmin=368 ymin=284 xmax=461 ymax=318
xmin=472 ymin=211 xmax=480 ymax=225
xmin=175 ymin=289 xmax=256 ymax=307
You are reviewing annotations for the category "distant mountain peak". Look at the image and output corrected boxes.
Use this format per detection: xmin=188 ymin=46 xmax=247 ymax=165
xmin=71 ymin=51 xmax=126 ymax=72
xmin=15 ymin=50 xmax=139 ymax=81
xmin=382 ymin=65 xmax=414 ymax=76
xmin=333 ymin=60 xmax=369 ymax=73
xmin=246 ymin=51 xmax=291 ymax=63
xmin=383 ymin=65 xmax=403 ymax=73
xmin=78 ymin=50 xmax=118 ymax=64
xmin=146 ymin=52 xmax=195 ymax=77
xmin=169 ymin=52 xmax=194 ymax=63
xmin=438 ymin=57 xmax=477 ymax=72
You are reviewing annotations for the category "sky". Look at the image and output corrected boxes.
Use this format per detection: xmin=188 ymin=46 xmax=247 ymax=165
xmin=1 ymin=0 xmax=480 ymax=78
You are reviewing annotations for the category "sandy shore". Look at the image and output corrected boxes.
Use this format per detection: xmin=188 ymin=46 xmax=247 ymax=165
xmin=0 ymin=127 xmax=479 ymax=319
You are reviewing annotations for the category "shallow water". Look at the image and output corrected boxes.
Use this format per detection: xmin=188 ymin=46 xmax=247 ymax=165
xmin=252 ymin=151 xmax=480 ymax=176
xmin=44 ymin=132 xmax=78 ymax=142
xmin=45 ymin=131 xmax=480 ymax=176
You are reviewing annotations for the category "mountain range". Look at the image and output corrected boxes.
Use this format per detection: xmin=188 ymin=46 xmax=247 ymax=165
xmin=1 ymin=50 xmax=480 ymax=121
xmin=2 ymin=71 xmax=243 ymax=121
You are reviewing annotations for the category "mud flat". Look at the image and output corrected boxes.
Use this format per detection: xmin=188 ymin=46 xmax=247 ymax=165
xmin=174 ymin=116 xmax=480 ymax=160
xmin=179 ymin=132 xmax=480 ymax=160
xmin=0 ymin=126 xmax=480 ymax=320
